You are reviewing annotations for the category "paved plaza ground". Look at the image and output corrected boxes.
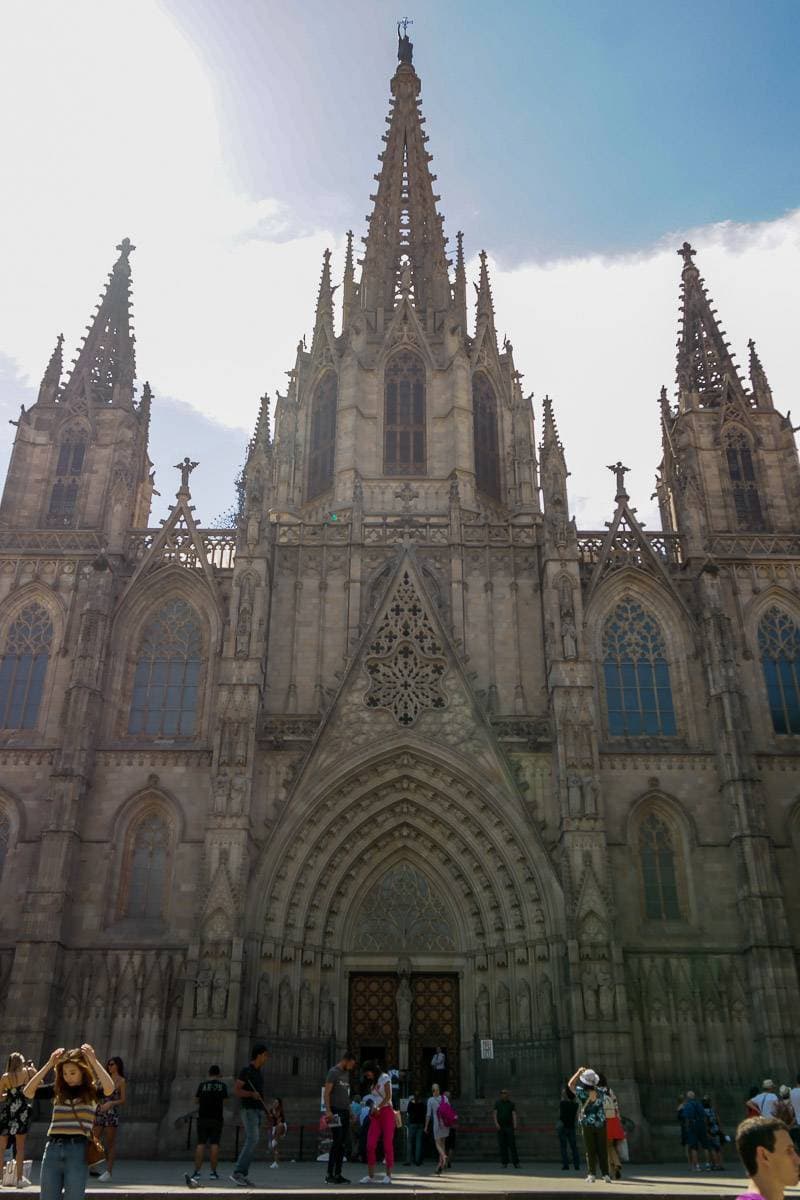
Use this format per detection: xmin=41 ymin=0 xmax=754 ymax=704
xmin=10 ymin=1159 xmax=779 ymax=1198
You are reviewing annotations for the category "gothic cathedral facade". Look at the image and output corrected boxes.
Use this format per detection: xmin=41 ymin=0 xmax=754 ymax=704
xmin=0 ymin=40 xmax=799 ymax=1155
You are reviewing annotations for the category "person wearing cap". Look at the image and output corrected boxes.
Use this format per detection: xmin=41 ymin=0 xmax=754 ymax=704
xmin=734 ymin=1115 xmax=800 ymax=1199
xmin=751 ymin=1082 xmax=780 ymax=1119
xmin=567 ymin=1067 xmax=611 ymax=1184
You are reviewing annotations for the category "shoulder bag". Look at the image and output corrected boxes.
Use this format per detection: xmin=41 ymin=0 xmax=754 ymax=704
xmin=68 ymin=1101 xmax=106 ymax=1166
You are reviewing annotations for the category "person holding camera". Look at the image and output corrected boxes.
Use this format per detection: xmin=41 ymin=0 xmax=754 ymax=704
xmin=23 ymin=1044 xmax=114 ymax=1199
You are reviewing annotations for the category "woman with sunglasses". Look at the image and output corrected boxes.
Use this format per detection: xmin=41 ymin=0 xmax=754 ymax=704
xmin=91 ymin=1057 xmax=126 ymax=1182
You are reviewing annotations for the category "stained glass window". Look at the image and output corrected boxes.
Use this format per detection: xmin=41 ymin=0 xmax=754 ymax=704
xmin=47 ymin=434 xmax=87 ymax=528
xmin=473 ymin=373 xmax=501 ymax=500
xmin=125 ymin=813 xmax=169 ymax=919
xmin=640 ymin=812 xmax=682 ymax=920
xmin=384 ymin=351 xmax=426 ymax=475
xmin=307 ymin=372 xmax=337 ymax=500
xmin=0 ymin=602 xmax=53 ymax=729
xmin=128 ymin=599 xmax=203 ymax=737
xmin=602 ymin=598 xmax=676 ymax=736
xmin=759 ymin=606 xmax=800 ymax=734
xmin=724 ymin=427 xmax=764 ymax=531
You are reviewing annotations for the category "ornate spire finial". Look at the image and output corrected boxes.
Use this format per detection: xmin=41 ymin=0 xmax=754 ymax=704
xmin=174 ymin=456 xmax=198 ymax=496
xmin=678 ymin=241 xmax=696 ymax=268
xmin=37 ymin=332 xmax=64 ymax=405
xmin=62 ymin=237 xmax=137 ymax=407
xmin=748 ymin=337 xmax=774 ymax=409
xmin=397 ymin=17 xmax=413 ymax=64
xmin=607 ymin=460 xmax=630 ymax=500
xmin=315 ymin=248 xmax=336 ymax=323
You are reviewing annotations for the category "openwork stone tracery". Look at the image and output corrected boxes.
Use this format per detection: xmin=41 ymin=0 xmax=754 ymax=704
xmin=364 ymin=570 xmax=448 ymax=724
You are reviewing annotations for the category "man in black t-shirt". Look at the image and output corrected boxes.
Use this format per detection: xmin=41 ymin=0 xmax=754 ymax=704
xmin=231 ymin=1043 xmax=270 ymax=1187
xmin=185 ymin=1065 xmax=229 ymax=1187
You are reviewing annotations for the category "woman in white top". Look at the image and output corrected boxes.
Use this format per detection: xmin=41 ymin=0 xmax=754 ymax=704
xmin=360 ymin=1061 xmax=396 ymax=1184
xmin=424 ymin=1082 xmax=449 ymax=1174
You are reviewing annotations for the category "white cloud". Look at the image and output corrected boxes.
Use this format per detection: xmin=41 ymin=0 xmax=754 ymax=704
xmin=1 ymin=1 xmax=797 ymax=527
xmin=486 ymin=209 xmax=800 ymax=526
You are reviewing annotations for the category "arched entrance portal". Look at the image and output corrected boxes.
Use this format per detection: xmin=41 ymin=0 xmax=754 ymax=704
xmin=251 ymin=749 xmax=565 ymax=1100
xmin=346 ymin=862 xmax=461 ymax=1094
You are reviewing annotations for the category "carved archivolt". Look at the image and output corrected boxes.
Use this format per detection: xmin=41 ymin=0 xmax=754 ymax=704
xmin=255 ymin=749 xmax=558 ymax=953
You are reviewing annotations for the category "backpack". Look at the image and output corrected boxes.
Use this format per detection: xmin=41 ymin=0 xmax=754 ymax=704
xmin=438 ymin=1098 xmax=458 ymax=1126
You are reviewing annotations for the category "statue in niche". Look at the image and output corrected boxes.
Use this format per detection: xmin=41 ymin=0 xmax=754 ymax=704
xmin=257 ymin=974 xmax=273 ymax=1027
xmin=229 ymin=775 xmax=247 ymax=816
xmin=212 ymin=773 xmax=229 ymax=815
xmin=476 ymin=986 xmax=490 ymax=1035
xmin=211 ymin=966 xmax=228 ymax=1017
xmin=597 ymin=967 xmax=616 ymax=1020
xmin=581 ymin=964 xmax=600 ymax=1020
xmin=396 ymin=973 xmax=413 ymax=1036
xmin=319 ymin=985 xmax=333 ymax=1038
xmin=299 ymin=981 xmax=313 ymax=1034
xmin=561 ymin=616 xmax=577 ymax=660
xmin=235 ymin=576 xmax=255 ymax=659
xmin=538 ymin=976 xmax=555 ymax=1028
xmin=567 ymin=773 xmax=583 ymax=817
xmin=277 ymin=977 xmax=293 ymax=1036
xmin=496 ymin=984 xmax=511 ymax=1035
xmin=517 ymin=984 xmax=531 ymax=1035
xmin=194 ymin=967 xmax=212 ymax=1017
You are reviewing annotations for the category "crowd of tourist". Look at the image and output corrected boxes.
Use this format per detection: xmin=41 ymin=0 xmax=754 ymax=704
xmin=4 ymin=1040 xmax=800 ymax=1197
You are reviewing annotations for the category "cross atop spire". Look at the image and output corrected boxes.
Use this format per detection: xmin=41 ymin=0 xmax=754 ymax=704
xmin=674 ymin=241 xmax=746 ymax=410
xmin=358 ymin=42 xmax=450 ymax=324
xmin=62 ymin=236 xmax=137 ymax=409
xmin=397 ymin=18 xmax=413 ymax=63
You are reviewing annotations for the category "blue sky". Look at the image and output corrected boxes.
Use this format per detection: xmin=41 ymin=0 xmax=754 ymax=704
xmin=170 ymin=0 xmax=800 ymax=261
xmin=0 ymin=0 xmax=798 ymax=526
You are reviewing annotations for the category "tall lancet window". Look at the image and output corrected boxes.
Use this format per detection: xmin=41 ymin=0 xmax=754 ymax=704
xmin=128 ymin=599 xmax=204 ymax=738
xmin=384 ymin=351 xmax=426 ymax=476
xmin=639 ymin=812 xmax=682 ymax=920
xmin=0 ymin=602 xmax=53 ymax=729
xmin=124 ymin=812 xmax=169 ymax=919
xmin=759 ymin=606 xmax=800 ymax=734
xmin=307 ymin=371 xmax=337 ymax=500
xmin=602 ymin=598 xmax=676 ymax=737
xmin=472 ymin=373 xmax=501 ymax=500
xmin=724 ymin=427 xmax=765 ymax=531
xmin=47 ymin=433 xmax=87 ymax=528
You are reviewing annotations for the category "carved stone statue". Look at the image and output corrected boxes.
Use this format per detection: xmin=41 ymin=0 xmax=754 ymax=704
xmin=477 ymin=986 xmax=490 ymax=1034
xmin=319 ymin=984 xmax=333 ymax=1037
xmin=597 ymin=967 xmax=616 ymax=1020
xmin=397 ymin=20 xmax=413 ymax=64
xmin=561 ymin=616 xmax=578 ymax=660
xmin=517 ymin=983 xmax=531 ymax=1034
xmin=194 ymin=967 xmax=212 ymax=1017
xmin=299 ymin=980 xmax=313 ymax=1034
xmin=396 ymin=973 xmax=413 ymax=1034
xmin=212 ymin=773 xmax=229 ymax=815
xmin=257 ymin=974 xmax=272 ymax=1026
xmin=211 ymin=966 xmax=228 ymax=1017
xmin=567 ymin=773 xmax=583 ymax=817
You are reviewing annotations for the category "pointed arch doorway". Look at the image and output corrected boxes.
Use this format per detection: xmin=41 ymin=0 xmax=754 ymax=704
xmin=346 ymin=862 xmax=461 ymax=1096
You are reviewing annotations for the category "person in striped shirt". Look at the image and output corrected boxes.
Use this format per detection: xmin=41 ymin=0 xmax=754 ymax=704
xmin=23 ymin=1044 xmax=114 ymax=1199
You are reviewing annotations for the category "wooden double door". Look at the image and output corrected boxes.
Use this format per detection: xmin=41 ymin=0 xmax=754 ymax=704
xmin=348 ymin=971 xmax=459 ymax=1096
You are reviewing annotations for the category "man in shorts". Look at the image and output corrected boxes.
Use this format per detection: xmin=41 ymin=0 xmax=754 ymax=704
xmin=679 ymin=1091 xmax=712 ymax=1171
xmin=186 ymin=1065 xmax=229 ymax=1187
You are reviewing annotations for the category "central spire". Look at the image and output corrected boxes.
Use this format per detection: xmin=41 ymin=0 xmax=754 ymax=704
xmin=359 ymin=34 xmax=451 ymax=327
